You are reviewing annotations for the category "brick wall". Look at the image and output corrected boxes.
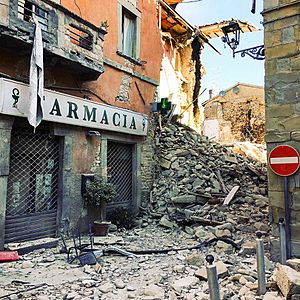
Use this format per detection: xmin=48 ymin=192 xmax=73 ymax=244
xmin=263 ymin=0 xmax=300 ymax=255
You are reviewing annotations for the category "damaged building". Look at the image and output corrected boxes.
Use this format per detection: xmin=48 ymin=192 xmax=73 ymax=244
xmin=158 ymin=0 xmax=220 ymax=131
xmin=202 ymin=83 xmax=265 ymax=144
xmin=0 ymin=0 xmax=163 ymax=248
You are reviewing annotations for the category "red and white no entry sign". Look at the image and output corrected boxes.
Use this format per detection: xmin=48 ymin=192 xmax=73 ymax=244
xmin=269 ymin=145 xmax=300 ymax=176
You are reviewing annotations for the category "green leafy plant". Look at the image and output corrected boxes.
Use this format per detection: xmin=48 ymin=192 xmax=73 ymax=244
xmin=108 ymin=207 xmax=136 ymax=229
xmin=84 ymin=176 xmax=117 ymax=222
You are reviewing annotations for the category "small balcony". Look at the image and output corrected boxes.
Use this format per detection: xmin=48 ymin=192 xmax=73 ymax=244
xmin=0 ymin=0 xmax=107 ymax=80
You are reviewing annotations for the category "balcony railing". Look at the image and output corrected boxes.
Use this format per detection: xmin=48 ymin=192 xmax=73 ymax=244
xmin=0 ymin=0 xmax=107 ymax=80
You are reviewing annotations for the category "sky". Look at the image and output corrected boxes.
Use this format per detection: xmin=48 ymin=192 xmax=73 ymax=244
xmin=176 ymin=0 xmax=265 ymax=102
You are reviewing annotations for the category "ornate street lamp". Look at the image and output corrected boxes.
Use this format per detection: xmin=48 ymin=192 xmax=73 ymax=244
xmin=221 ymin=21 xmax=241 ymax=51
xmin=221 ymin=20 xmax=265 ymax=60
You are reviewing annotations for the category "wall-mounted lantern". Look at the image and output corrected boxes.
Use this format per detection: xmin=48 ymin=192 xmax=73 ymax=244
xmin=221 ymin=20 xmax=265 ymax=60
xmin=221 ymin=21 xmax=241 ymax=51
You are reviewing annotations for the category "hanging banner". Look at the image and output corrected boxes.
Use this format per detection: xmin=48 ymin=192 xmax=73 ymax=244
xmin=0 ymin=78 xmax=148 ymax=136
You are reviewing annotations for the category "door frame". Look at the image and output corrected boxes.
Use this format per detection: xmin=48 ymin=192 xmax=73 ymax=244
xmin=100 ymin=132 xmax=142 ymax=212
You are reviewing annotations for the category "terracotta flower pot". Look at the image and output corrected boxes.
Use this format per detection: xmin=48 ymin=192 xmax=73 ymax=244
xmin=93 ymin=221 xmax=111 ymax=236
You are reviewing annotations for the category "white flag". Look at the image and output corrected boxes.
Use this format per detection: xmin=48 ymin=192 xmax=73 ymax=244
xmin=28 ymin=16 xmax=44 ymax=130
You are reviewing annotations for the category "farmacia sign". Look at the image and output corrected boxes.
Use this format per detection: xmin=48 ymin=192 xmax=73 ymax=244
xmin=0 ymin=78 xmax=148 ymax=136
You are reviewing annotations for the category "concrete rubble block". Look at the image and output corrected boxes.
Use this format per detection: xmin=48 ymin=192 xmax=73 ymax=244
xmin=66 ymin=292 xmax=78 ymax=299
xmin=36 ymin=296 xmax=50 ymax=300
xmin=170 ymin=276 xmax=199 ymax=292
xmin=240 ymin=240 xmax=256 ymax=255
xmin=99 ymin=282 xmax=114 ymax=293
xmin=214 ymin=228 xmax=232 ymax=238
xmin=194 ymin=227 xmax=213 ymax=240
xmin=171 ymin=195 xmax=196 ymax=204
xmin=287 ymin=259 xmax=300 ymax=272
xmin=159 ymin=216 xmax=176 ymax=228
xmin=215 ymin=240 xmax=233 ymax=254
xmin=160 ymin=157 xmax=172 ymax=169
xmin=263 ymin=291 xmax=284 ymax=300
xmin=224 ymin=155 xmax=238 ymax=164
xmin=184 ymin=252 xmax=204 ymax=267
xmin=143 ymin=284 xmax=164 ymax=299
xmin=114 ymin=278 xmax=126 ymax=289
xmin=275 ymin=264 xmax=300 ymax=298
xmin=194 ymin=261 xmax=229 ymax=280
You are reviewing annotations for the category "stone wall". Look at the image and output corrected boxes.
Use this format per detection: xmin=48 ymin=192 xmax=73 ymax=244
xmin=140 ymin=115 xmax=159 ymax=208
xmin=263 ymin=0 xmax=300 ymax=255
xmin=203 ymin=84 xmax=265 ymax=143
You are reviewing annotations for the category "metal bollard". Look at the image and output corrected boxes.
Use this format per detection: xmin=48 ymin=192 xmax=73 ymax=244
xmin=256 ymin=231 xmax=266 ymax=295
xmin=279 ymin=218 xmax=287 ymax=265
xmin=206 ymin=255 xmax=221 ymax=300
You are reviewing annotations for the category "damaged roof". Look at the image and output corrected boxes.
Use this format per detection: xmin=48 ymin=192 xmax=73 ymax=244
xmin=159 ymin=1 xmax=221 ymax=54
xmin=164 ymin=0 xmax=184 ymax=4
xmin=160 ymin=0 xmax=193 ymax=38
xmin=199 ymin=19 xmax=258 ymax=39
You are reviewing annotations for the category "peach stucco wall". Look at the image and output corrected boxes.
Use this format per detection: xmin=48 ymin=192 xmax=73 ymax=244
xmin=61 ymin=0 xmax=163 ymax=114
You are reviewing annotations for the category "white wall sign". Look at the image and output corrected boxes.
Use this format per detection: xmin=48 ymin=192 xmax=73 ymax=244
xmin=0 ymin=78 xmax=148 ymax=136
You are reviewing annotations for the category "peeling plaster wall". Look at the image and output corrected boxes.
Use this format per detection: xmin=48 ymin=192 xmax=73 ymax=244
xmin=62 ymin=0 xmax=163 ymax=114
xmin=160 ymin=35 xmax=204 ymax=131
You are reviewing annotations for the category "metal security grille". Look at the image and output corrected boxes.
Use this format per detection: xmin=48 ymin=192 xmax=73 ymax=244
xmin=107 ymin=141 xmax=133 ymax=208
xmin=5 ymin=128 xmax=60 ymax=243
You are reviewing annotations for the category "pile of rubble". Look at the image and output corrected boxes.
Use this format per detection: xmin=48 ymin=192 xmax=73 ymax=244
xmin=145 ymin=122 xmax=268 ymax=239
xmin=1 ymin=228 xmax=299 ymax=300
xmin=2 ymin=122 xmax=299 ymax=300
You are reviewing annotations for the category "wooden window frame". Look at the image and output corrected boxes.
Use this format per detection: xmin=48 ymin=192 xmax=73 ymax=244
xmin=117 ymin=0 xmax=141 ymax=62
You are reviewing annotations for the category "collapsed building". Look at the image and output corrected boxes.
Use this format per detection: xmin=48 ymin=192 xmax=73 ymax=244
xmin=202 ymin=83 xmax=265 ymax=144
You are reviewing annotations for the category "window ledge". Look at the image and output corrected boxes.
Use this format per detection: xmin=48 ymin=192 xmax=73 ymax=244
xmin=116 ymin=50 xmax=142 ymax=66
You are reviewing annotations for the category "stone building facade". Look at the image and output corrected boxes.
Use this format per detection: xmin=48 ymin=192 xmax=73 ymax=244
xmin=263 ymin=0 xmax=300 ymax=256
xmin=203 ymin=83 xmax=265 ymax=144
xmin=0 ymin=0 xmax=163 ymax=248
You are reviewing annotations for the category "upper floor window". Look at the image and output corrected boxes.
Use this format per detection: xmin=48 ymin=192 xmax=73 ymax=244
xmin=118 ymin=0 xmax=141 ymax=61
xmin=122 ymin=9 xmax=136 ymax=58
xmin=18 ymin=0 xmax=48 ymax=31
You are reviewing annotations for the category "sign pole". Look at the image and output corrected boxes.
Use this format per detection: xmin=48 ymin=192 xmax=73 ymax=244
xmin=284 ymin=176 xmax=291 ymax=259
xmin=268 ymin=145 xmax=300 ymax=260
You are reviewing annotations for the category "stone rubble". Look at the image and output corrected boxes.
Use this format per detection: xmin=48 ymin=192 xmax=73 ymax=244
xmin=0 ymin=121 xmax=298 ymax=299
xmin=0 ymin=225 xmax=278 ymax=300
xmin=147 ymin=122 xmax=268 ymax=234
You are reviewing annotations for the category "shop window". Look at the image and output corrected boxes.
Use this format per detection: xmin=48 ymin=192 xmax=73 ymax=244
xmin=117 ymin=0 xmax=141 ymax=61
xmin=67 ymin=24 xmax=93 ymax=51
xmin=18 ymin=0 xmax=48 ymax=31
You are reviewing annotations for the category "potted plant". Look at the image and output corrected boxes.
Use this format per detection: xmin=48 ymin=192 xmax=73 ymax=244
xmin=84 ymin=175 xmax=117 ymax=236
